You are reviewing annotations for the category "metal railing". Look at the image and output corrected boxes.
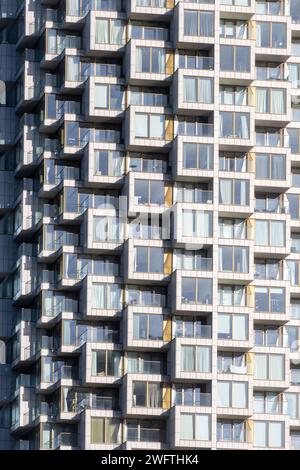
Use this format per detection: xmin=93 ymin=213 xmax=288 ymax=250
xmin=176 ymin=324 xmax=212 ymax=339
xmin=178 ymin=122 xmax=214 ymax=137
xmin=176 ymin=392 xmax=212 ymax=407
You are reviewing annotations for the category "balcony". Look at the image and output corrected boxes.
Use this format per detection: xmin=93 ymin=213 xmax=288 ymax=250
xmin=42 ymin=432 xmax=79 ymax=450
xmin=253 ymin=395 xmax=287 ymax=415
xmin=127 ymin=0 xmax=175 ymax=21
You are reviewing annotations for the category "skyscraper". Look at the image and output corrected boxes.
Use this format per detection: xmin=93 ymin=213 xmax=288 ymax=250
xmin=0 ymin=0 xmax=299 ymax=450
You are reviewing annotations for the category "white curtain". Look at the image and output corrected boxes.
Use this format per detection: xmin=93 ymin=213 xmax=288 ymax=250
xmin=95 ymin=84 xmax=108 ymax=108
xmin=108 ymin=151 xmax=123 ymax=176
xmin=201 ymin=211 xmax=211 ymax=237
xmin=199 ymin=12 xmax=213 ymax=37
xmin=67 ymin=0 xmax=79 ymax=16
xmin=287 ymin=261 xmax=297 ymax=285
xmin=218 ymin=314 xmax=231 ymax=339
xmin=199 ymin=78 xmax=212 ymax=104
xmin=148 ymin=384 xmax=160 ymax=408
xmin=236 ymin=114 xmax=249 ymax=139
xmin=183 ymin=210 xmax=194 ymax=237
xmin=269 ymin=355 xmax=284 ymax=380
xmin=255 ymin=220 xmax=269 ymax=246
xmin=254 ymin=354 xmax=267 ymax=380
xmin=265 ymin=393 xmax=279 ymax=413
xmin=91 ymin=351 xmax=97 ymax=376
xmin=236 ymin=87 xmax=247 ymax=105
xmin=184 ymin=11 xmax=198 ymax=36
xmin=180 ymin=414 xmax=193 ymax=440
xmin=236 ymin=21 xmax=247 ymax=39
xmin=109 ymin=284 xmax=121 ymax=309
xmin=182 ymin=346 xmax=195 ymax=372
xmin=92 ymin=284 xmax=105 ymax=309
xmin=135 ymin=113 xmax=148 ymax=138
xmin=271 ymin=89 xmax=285 ymax=114
xmin=256 ymin=22 xmax=262 ymax=47
xmin=233 ymin=315 xmax=247 ymax=340
xmin=234 ymin=220 xmax=246 ymax=238
xmin=232 ymin=382 xmax=247 ymax=408
xmin=184 ymin=77 xmax=197 ymax=102
xmin=150 ymin=115 xmax=164 ymax=138
xmin=269 ymin=422 xmax=283 ymax=448
xmin=270 ymin=221 xmax=284 ymax=246
xmin=219 ymin=179 xmax=232 ymax=204
xmin=195 ymin=415 xmax=210 ymax=441
xmin=256 ymin=88 xmax=268 ymax=113
xmin=234 ymin=286 xmax=245 ymax=306
xmin=235 ymin=247 xmax=248 ymax=273
xmin=94 ymin=216 xmax=108 ymax=241
xmin=136 ymin=48 xmax=143 ymax=72
xmin=254 ymin=422 xmax=267 ymax=447
xmin=111 ymin=20 xmax=124 ymax=44
xmin=196 ymin=346 xmax=210 ymax=372
xmin=157 ymin=49 xmax=165 ymax=74
xmin=218 ymin=382 xmax=230 ymax=407
xmin=272 ymin=155 xmax=285 ymax=180
xmin=95 ymin=19 xmax=108 ymax=44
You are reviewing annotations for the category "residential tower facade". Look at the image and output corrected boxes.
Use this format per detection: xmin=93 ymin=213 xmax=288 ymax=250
xmin=0 ymin=0 xmax=300 ymax=450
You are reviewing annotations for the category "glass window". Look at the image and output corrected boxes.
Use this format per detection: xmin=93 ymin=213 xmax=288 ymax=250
xmin=136 ymin=47 xmax=166 ymax=74
xmin=184 ymin=10 xmax=214 ymax=37
xmin=220 ymin=46 xmax=250 ymax=72
xmin=220 ymin=112 xmax=250 ymax=139
xmin=184 ymin=77 xmax=213 ymax=104
xmin=135 ymin=113 xmax=165 ymax=139
xmin=183 ymin=143 xmax=213 ymax=170
xmin=256 ymin=22 xmax=286 ymax=48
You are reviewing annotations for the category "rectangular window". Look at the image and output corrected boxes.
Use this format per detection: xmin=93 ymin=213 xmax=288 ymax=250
xmin=217 ymin=420 xmax=246 ymax=443
xmin=256 ymin=22 xmax=286 ymax=48
xmin=254 ymin=354 xmax=285 ymax=380
xmin=92 ymin=283 xmax=122 ymax=310
xmin=182 ymin=277 xmax=212 ymax=305
xmin=135 ymin=246 xmax=164 ymax=273
xmin=91 ymin=417 xmax=120 ymax=444
xmin=94 ymin=150 xmax=124 ymax=176
xmin=183 ymin=143 xmax=213 ymax=170
xmin=256 ymin=88 xmax=286 ymax=114
xmin=95 ymin=18 xmax=125 ymax=45
xmin=183 ymin=77 xmax=213 ymax=104
xmin=220 ymin=112 xmax=250 ymax=139
xmin=184 ymin=10 xmax=214 ymax=37
xmin=136 ymin=47 xmax=166 ymax=74
xmin=220 ymin=45 xmax=250 ymax=72
xmin=182 ymin=210 xmax=213 ymax=237
xmin=255 ymin=220 xmax=285 ymax=247
xmin=91 ymin=350 xmax=121 ymax=377
xmin=220 ymin=86 xmax=248 ymax=106
xmin=255 ymin=153 xmax=285 ymax=180
xmin=93 ymin=216 xmax=120 ymax=242
xmin=134 ymin=179 xmax=165 ymax=205
xmin=180 ymin=414 xmax=211 ymax=441
xmin=254 ymin=420 xmax=284 ymax=448
xmin=218 ymin=285 xmax=246 ymax=306
xmin=95 ymin=84 xmax=124 ymax=110
xmin=219 ymin=246 xmax=249 ymax=273
xmin=255 ymin=286 xmax=285 ymax=313
xmin=219 ymin=218 xmax=246 ymax=239
xmin=219 ymin=178 xmax=249 ymax=205
xmin=218 ymin=313 xmax=248 ymax=341
xmin=217 ymin=381 xmax=248 ymax=408
xmin=135 ymin=113 xmax=165 ymax=139
xmin=132 ymin=382 xmax=162 ymax=408
xmin=133 ymin=314 xmax=163 ymax=340
xmin=181 ymin=346 xmax=212 ymax=373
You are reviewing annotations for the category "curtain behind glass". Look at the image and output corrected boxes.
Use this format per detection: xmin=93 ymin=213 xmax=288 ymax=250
xmin=96 ymin=19 xmax=109 ymax=44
